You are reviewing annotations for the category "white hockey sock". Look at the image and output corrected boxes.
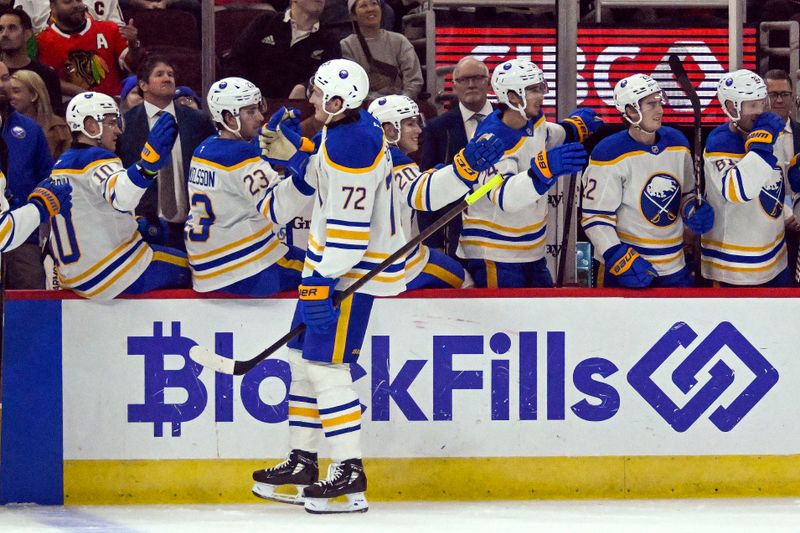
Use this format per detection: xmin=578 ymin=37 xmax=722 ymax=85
xmin=307 ymin=362 xmax=362 ymax=462
xmin=287 ymin=349 xmax=321 ymax=453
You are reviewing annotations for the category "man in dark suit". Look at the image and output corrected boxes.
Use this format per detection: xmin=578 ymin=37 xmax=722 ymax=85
xmin=420 ymin=55 xmax=493 ymax=256
xmin=118 ymin=55 xmax=215 ymax=251
xmin=764 ymin=69 xmax=800 ymax=282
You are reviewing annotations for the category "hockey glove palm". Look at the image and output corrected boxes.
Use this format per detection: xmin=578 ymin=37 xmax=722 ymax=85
xmin=259 ymin=107 xmax=314 ymax=161
xmin=139 ymin=112 xmax=179 ymax=173
xmin=298 ymin=276 xmax=340 ymax=332
xmin=453 ymin=133 xmax=505 ymax=185
xmin=560 ymin=108 xmax=603 ymax=143
xmin=28 ymin=178 xmax=72 ymax=221
xmin=682 ymin=201 xmax=714 ymax=235
xmin=528 ymin=142 xmax=587 ymax=194
xmin=745 ymin=112 xmax=784 ymax=167
xmin=603 ymin=244 xmax=657 ymax=288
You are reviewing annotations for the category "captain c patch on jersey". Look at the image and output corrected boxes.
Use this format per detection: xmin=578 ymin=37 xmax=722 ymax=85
xmin=640 ymin=173 xmax=681 ymax=227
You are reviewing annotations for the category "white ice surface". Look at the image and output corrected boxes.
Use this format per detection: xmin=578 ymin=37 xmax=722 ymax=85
xmin=1 ymin=499 xmax=799 ymax=533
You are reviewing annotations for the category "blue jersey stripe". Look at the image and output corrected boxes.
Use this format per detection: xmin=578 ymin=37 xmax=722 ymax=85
xmin=72 ymin=239 xmax=145 ymax=292
xmin=191 ymin=233 xmax=275 ymax=272
xmin=461 ymin=226 xmax=547 ymax=243
xmin=701 ymin=239 xmax=785 ymax=264
xmin=325 ymin=425 xmax=361 ymax=437
xmin=319 ymin=399 xmax=361 ymax=415
xmin=327 ymin=218 xmax=371 ymax=228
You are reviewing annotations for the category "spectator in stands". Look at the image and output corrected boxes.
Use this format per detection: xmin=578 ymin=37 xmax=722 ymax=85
xmin=763 ymin=69 xmax=800 ymax=280
xmin=10 ymin=69 xmax=70 ymax=158
xmin=118 ymin=73 xmax=141 ymax=113
xmin=320 ymin=0 xmax=395 ymax=41
xmin=173 ymin=85 xmax=199 ymax=110
xmin=340 ymin=0 xmax=422 ymax=100
xmin=0 ymin=7 xmax=63 ymax=114
xmin=419 ymin=55 xmax=492 ymax=255
xmin=118 ymin=55 xmax=214 ymax=251
xmin=14 ymin=0 xmax=125 ymax=32
xmin=0 ymin=60 xmax=54 ymax=288
xmin=37 ymin=0 xmax=142 ymax=98
xmin=224 ymin=0 xmax=340 ymax=99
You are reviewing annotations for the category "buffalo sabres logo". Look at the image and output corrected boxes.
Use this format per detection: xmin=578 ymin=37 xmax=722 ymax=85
xmin=759 ymin=174 xmax=784 ymax=219
xmin=640 ymin=173 xmax=681 ymax=227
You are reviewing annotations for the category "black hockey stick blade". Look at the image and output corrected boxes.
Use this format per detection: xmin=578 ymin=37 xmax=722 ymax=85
xmin=189 ymin=173 xmax=506 ymax=375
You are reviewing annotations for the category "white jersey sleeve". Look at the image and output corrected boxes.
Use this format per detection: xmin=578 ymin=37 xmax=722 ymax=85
xmin=0 ymin=174 xmax=41 ymax=252
xmin=580 ymin=158 xmax=622 ymax=257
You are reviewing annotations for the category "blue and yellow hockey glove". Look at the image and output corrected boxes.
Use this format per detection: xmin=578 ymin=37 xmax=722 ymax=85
xmin=453 ymin=133 xmax=504 ymax=185
xmin=28 ymin=178 xmax=72 ymax=221
xmin=787 ymin=155 xmax=800 ymax=193
xmin=560 ymin=108 xmax=603 ymax=143
xmin=745 ymin=112 xmax=784 ymax=167
xmin=528 ymin=142 xmax=587 ymax=194
xmin=682 ymin=202 xmax=714 ymax=235
xmin=603 ymin=244 xmax=657 ymax=288
xmin=139 ymin=112 xmax=178 ymax=173
xmin=298 ymin=276 xmax=340 ymax=332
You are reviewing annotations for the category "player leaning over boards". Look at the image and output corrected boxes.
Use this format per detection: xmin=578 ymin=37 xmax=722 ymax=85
xmin=457 ymin=59 xmax=598 ymax=288
xmin=49 ymin=92 xmax=190 ymax=299
xmin=581 ymin=74 xmax=714 ymax=288
xmin=368 ymin=94 xmax=504 ymax=290
xmin=251 ymin=59 xmax=402 ymax=514
xmin=184 ymin=78 xmax=314 ymax=295
xmin=702 ymin=70 xmax=790 ymax=287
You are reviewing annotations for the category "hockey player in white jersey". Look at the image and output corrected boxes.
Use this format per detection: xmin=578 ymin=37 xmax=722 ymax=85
xmin=702 ymin=69 xmax=790 ymax=287
xmin=458 ymin=58 xmax=597 ymax=288
xmin=49 ymin=91 xmax=190 ymax=299
xmin=367 ymin=94 xmax=504 ymax=290
xmin=581 ymin=74 xmax=714 ymax=288
xmin=0 ymin=171 xmax=71 ymax=253
xmin=184 ymin=77 xmax=314 ymax=295
xmin=252 ymin=59 xmax=403 ymax=514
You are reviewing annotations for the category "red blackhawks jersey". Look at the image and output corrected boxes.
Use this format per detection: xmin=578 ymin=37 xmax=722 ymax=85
xmin=37 ymin=18 xmax=132 ymax=96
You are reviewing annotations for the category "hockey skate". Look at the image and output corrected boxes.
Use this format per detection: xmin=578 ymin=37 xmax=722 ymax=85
xmin=252 ymin=449 xmax=318 ymax=505
xmin=303 ymin=459 xmax=368 ymax=514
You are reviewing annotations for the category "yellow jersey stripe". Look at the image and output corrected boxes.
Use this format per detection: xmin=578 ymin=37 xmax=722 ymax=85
xmin=192 ymin=156 xmax=260 ymax=172
xmin=52 ymin=158 xmax=120 ymax=175
xmin=462 ymin=217 xmax=546 ymax=234
xmin=60 ymin=232 xmax=141 ymax=285
xmin=189 ymin=225 xmax=272 ymax=262
xmin=192 ymin=238 xmax=281 ymax=280
xmin=76 ymin=245 xmax=149 ymax=298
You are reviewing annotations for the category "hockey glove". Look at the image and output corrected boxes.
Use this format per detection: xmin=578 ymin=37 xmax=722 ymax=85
xmin=682 ymin=201 xmax=714 ymax=235
xmin=745 ymin=112 xmax=784 ymax=167
xmin=298 ymin=276 xmax=340 ymax=332
xmin=136 ymin=216 xmax=170 ymax=245
xmin=28 ymin=178 xmax=72 ymax=221
xmin=139 ymin=112 xmax=179 ymax=173
xmin=528 ymin=142 xmax=587 ymax=194
xmin=788 ymin=155 xmax=800 ymax=193
xmin=259 ymin=107 xmax=314 ymax=160
xmin=453 ymin=133 xmax=505 ymax=185
xmin=603 ymin=244 xmax=657 ymax=288
xmin=560 ymin=108 xmax=603 ymax=143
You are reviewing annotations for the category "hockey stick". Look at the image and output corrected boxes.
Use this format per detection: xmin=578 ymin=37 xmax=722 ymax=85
xmin=189 ymin=173 xmax=506 ymax=376
xmin=668 ymin=53 xmax=703 ymax=207
xmin=555 ymin=172 xmax=577 ymax=287
xmin=668 ymin=53 xmax=704 ymax=281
